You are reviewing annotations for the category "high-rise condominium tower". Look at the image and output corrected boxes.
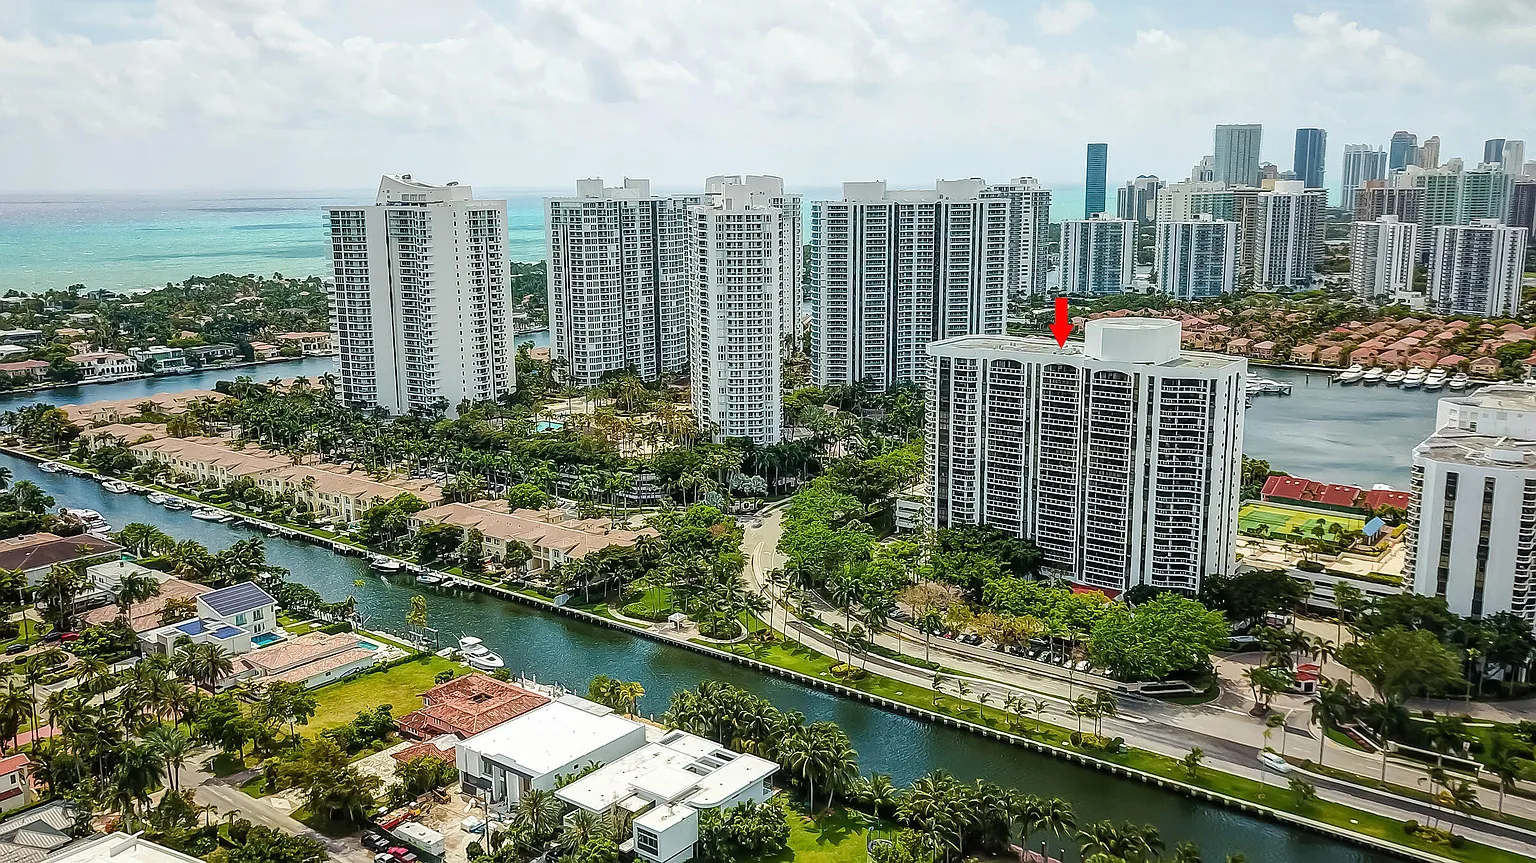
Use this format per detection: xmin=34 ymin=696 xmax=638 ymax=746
xmin=546 ymin=179 xmax=686 ymax=387
xmin=1214 ymin=124 xmax=1262 ymax=186
xmin=1340 ymin=144 xmax=1387 ymax=211
xmin=1484 ymin=138 xmax=1508 ymax=165
xmin=326 ymin=175 xmax=513 ymax=414
xmin=1417 ymin=136 xmax=1442 ymax=169
xmin=1255 ymin=181 xmax=1326 ymax=289
xmin=926 ymin=319 xmax=1245 ymax=594
xmin=1408 ymin=387 xmax=1536 ymax=623
xmin=1429 ymin=220 xmax=1529 ymax=318
xmin=1156 ymin=214 xmax=1238 ymax=299
xmin=1114 ymin=175 xmax=1163 ymax=224
xmin=809 ymin=180 xmax=1008 ymax=389
xmin=1505 ymin=141 xmax=1528 ymax=174
xmin=1349 ymin=216 xmax=1418 ymax=305
xmin=1059 ymin=213 xmax=1136 ymax=295
xmin=1292 ymin=128 xmax=1327 ymax=190
xmin=688 ymin=176 xmax=793 ymax=445
xmin=1389 ymin=131 xmax=1419 ymax=172
xmin=979 ymin=177 xmax=1053 ymax=298
xmin=1085 ymin=144 xmax=1108 ymax=217
xmin=1418 ymin=166 xmax=1516 ymax=252
xmin=1511 ymin=181 xmax=1536 ymax=233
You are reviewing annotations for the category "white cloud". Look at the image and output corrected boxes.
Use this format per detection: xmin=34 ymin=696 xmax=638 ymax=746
xmin=1034 ymin=0 xmax=1097 ymax=36
xmin=0 ymin=0 xmax=1528 ymax=190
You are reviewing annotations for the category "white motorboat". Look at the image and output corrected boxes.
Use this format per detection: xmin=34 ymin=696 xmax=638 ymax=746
xmin=1423 ymin=369 xmax=1449 ymax=391
xmin=38 ymin=462 xmax=62 ymax=474
xmin=101 ymin=480 xmax=130 ymax=494
xmin=1336 ymin=365 xmax=1365 ymax=384
xmin=1401 ymin=368 xmax=1427 ymax=389
xmin=1384 ymin=369 xmax=1406 ymax=386
xmin=415 ymin=572 xmax=443 ymax=586
xmin=190 ymin=509 xmax=230 ymax=522
xmin=1448 ymin=373 xmax=1471 ymax=391
xmin=146 ymin=492 xmax=169 ymax=505
xmin=162 ymin=498 xmax=187 ymax=511
xmin=457 ymin=636 xmax=505 ymax=671
xmin=369 ymin=554 xmax=404 ymax=573
xmin=60 ymin=508 xmax=110 ymax=534
xmin=1362 ymin=368 xmax=1384 ymax=385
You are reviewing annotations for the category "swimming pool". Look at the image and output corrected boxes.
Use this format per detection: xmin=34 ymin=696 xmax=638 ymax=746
xmin=358 ymin=639 xmax=379 ymax=651
xmin=251 ymin=632 xmax=284 ymax=647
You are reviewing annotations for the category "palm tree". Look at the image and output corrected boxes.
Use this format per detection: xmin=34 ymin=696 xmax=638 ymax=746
xmin=859 ymin=773 xmax=900 ymax=819
xmin=112 ymin=740 xmax=166 ymax=830
xmin=1093 ymin=691 xmax=1118 ymax=736
xmin=174 ymin=642 xmax=234 ymax=690
xmin=1310 ymin=679 xmax=1355 ymax=766
xmin=510 ymin=787 xmax=564 ymax=839
xmin=144 ymin=725 xmax=192 ymax=792
xmin=1442 ymin=778 xmax=1483 ymax=835
xmin=1485 ymin=733 xmax=1523 ymax=814
xmin=114 ymin=571 xmax=160 ymax=615
xmin=0 ymin=683 xmax=31 ymax=754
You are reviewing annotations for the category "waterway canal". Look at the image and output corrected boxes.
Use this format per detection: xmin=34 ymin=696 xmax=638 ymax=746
xmin=0 ymin=455 xmax=1395 ymax=863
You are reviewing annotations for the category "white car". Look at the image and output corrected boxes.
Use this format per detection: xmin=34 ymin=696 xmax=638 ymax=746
xmin=1258 ymin=751 xmax=1291 ymax=774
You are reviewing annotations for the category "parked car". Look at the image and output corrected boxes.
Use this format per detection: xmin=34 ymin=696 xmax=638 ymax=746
xmin=1258 ymin=751 xmax=1291 ymax=774
xmin=58 ymin=632 xmax=79 ymax=642
xmin=362 ymin=834 xmax=390 ymax=852
xmin=41 ymin=632 xmax=61 ymax=643
xmin=4 ymin=643 xmax=26 ymax=656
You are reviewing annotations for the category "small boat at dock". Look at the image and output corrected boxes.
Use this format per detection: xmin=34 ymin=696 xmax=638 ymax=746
xmin=1336 ymin=365 xmax=1365 ymax=384
xmin=415 ymin=572 xmax=443 ymax=586
xmin=369 ymin=554 xmax=404 ymax=573
xmin=190 ymin=509 xmax=231 ymax=522
xmin=38 ymin=462 xmax=62 ymax=474
xmin=1424 ymin=369 xmax=1449 ymax=391
xmin=1402 ymin=368 xmax=1427 ymax=389
xmin=101 ymin=480 xmax=130 ymax=494
xmin=457 ymin=636 xmax=504 ymax=671
xmin=1385 ymin=369 xmax=1405 ymax=386
xmin=1362 ymin=368 xmax=1384 ymax=385
xmin=1448 ymin=373 xmax=1470 ymax=391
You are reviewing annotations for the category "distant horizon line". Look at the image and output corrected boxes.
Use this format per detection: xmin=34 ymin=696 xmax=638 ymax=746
xmin=0 ymin=179 xmax=1092 ymax=197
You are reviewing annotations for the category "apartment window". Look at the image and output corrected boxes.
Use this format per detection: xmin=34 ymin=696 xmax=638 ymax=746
xmin=1435 ymin=472 xmax=1459 ymax=599
xmin=1472 ymin=477 xmax=1496 ymax=618
xmin=636 ymin=828 xmax=660 ymax=856
xmin=236 ymin=614 xmax=247 ymax=626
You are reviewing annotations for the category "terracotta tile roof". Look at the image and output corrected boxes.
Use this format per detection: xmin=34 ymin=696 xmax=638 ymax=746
xmin=1261 ymin=476 xmax=1310 ymax=500
xmin=1364 ymin=489 xmax=1410 ymax=511
xmin=399 ymin=673 xmax=550 ymax=738
xmin=391 ymin=739 xmax=458 ymax=764
xmin=0 ymin=754 xmax=30 ymax=776
xmin=258 ymin=646 xmax=375 ymax=686
xmin=413 ymin=503 xmax=654 ymax=559
xmin=1261 ymin=475 xmax=1361 ymax=508
xmin=236 ymin=631 xmax=361 ymax=675
xmin=79 ymin=578 xmax=210 ymax=632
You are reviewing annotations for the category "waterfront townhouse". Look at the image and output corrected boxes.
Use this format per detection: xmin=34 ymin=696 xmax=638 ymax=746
xmin=326 ymin=175 xmax=515 ymax=414
xmin=129 ymin=437 xmax=289 ymax=487
xmin=1408 ymin=386 xmax=1536 ymax=623
xmin=129 ymin=346 xmax=192 ymax=374
xmin=400 ymin=673 xmax=551 ymax=739
xmin=257 ymin=466 xmax=443 ymax=524
xmin=0 ymin=360 xmax=50 ymax=383
xmin=926 ymin=318 xmax=1245 ymax=595
xmin=275 ymin=331 xmax=334 ymax=354
xmin=408 ymin=501 xmax=655 ymax=573
xmin=61 ymin=389 xmax=226 ymax=425
xmin=556 ymin=729 xmax=779 ymax=863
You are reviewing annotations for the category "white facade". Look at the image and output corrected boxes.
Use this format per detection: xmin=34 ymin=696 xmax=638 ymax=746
xmin=557 ymin=729 xmax=777 ymax=863
xmin=809 ymin=180 xmax=1008 ymax=389
xmin=1429 ymin=220 xmax=1529 ymax=317
xmin=456 ymin=696 xmax=647 ymax=807
xmin=926 ymin=319 xmax=1245 ymax=594
xmin=546 ymin=179 xmax=687 ymax=386
xmin=1255 ymin=180 xmax=1325 ymax=289
xmin=1156 ymin=215 xmax=1238 ymax=299
xmin=327 ymin=175 xmax=514 ymax=414
xmin=1155 ymin=181 xmax=1227 ymax=225
xmin=1349 ymin=215 xmax=1419 ymax=304
xmin=1408 ymin=387 xmax=1536 ymax=623
xmin=1059 ymin=213 xmax=1136 ymax=295
xmin=1340 ymin=144 xmax=1387 ymax=212
xmin=687 ymin=176 xmax=794 ymax=444
xmin=980 ymin=177 xmax=1053 ymax=298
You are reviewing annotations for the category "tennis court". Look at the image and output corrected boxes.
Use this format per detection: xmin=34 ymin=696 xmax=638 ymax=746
xmin=1238 ymin=502 xmax=1365 ymax=544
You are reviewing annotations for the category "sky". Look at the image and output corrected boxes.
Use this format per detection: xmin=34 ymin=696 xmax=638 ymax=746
xmin=1 ymin=0 xmax=1533 ymax=193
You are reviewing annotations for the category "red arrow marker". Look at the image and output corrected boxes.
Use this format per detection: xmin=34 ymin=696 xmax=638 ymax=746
xmin=1049 ymin=296 xmax=1072 ymax=347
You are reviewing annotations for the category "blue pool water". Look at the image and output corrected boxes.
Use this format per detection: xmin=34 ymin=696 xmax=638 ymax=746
xmin=251 ymin=632 xmax=284 ymax=647
xmin=358 ymin=639 xmax=380 ymax=651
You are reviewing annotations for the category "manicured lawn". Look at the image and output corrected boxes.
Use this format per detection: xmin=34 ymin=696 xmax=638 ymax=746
xmin=239 ymin=774 xmax=269 ymax=797
xmin=306 ymin=655 xmax=458 ymax=732
xmin=206 ymin=751 xmax=261 ymax=777
xmin=621 ymin=585 xmax=676 ymax=621
xmin=291 ymin=804 xmax=358 ymax=838
xmin=749 ymin=806 xmax=876 ymax=863
xmin=1238 ymin=502 xmax=1365 ymax=545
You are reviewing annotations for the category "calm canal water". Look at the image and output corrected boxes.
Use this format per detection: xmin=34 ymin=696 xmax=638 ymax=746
xmin=2 ymin=457 xmax=1390 ymax=863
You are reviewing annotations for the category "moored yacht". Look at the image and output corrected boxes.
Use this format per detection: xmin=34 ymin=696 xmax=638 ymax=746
xmin=1336 ymin=364 xmax=1365 ymax=383
xmin=1362 ymin=368 xmax=1384 ymax=385
xmin=1401 ymin=368 xmax=1427 ymax=389
xmin=1448 ymin=373 xmax=1470 ymax=391
xmin=1423 ymin=368 xmax=1449 ymax=391
xmin=101 ymin=480 xmax=130 ymax=494
xmin=457 ymin=636 xmax=505 ymax=671
xmin=1384 ymin=369 xmax=1405 ymax=386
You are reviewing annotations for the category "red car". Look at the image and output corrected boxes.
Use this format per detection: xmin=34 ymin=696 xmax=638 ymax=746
xmin=58 ymin=632 xmax=79 ymax=642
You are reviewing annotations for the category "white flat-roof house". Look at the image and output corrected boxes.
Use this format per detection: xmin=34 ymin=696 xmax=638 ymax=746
xmin=455 ymin=695 xmax=647 ymax=808
xmin=557 ymin=729 xmax=778 ymax=863
xmin=139 ymin=582 xmax=275 ymax=658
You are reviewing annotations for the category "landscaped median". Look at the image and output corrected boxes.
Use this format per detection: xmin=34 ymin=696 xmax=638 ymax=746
xmin=705 ymin=632 xmax=1532 ymax=863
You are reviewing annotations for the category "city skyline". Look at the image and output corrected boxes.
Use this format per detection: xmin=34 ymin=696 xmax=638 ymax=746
xmin=3 ymin=1 xmax=1536 ymax=191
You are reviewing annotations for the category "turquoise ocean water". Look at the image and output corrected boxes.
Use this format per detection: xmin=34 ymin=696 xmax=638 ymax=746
xmin=0 ymin=184 xmax=1086 ymax=294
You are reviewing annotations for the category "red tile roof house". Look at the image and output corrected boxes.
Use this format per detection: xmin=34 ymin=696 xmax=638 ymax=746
xmin=0 ymin=533 xmax=123 ymax=586
xmin=1250 ymin=340 xmax=1276 ymax=359
xmin=0 ymin=755 xmax=33 ymax=812
xmin=1376 ymin=350 xmax=1404 ymax=368
xmin=1318 ymin=346 xmax=1346 ymax=366
xmin=1348 ymin=348 xmax=1379 ymax=365
xmin=1470 ymin=357 xmax=1502 ymax=377
xmin=0 ymin=360 xmax=50 ymax=382
xmin=1290 ymin=344 xmax=1319 ymax=363
xmin=1436 ymin=355 xmax=1468 ymax=370
xmin=1225 ymin=338 xmax=1252 ymax=355
xmin=1408 ymin=350 xmax=1444 ymax=368
xmin=399 ymin=673 xmax=551 ymax=739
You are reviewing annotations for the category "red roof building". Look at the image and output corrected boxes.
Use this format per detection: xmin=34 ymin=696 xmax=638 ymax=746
xmin=398 ymin=673 xmax=550 ymax=739
xmin=1363 ymin=489 xmax=1410 ymax=511
xmin=1260 ymin=475 xmax=1363 ymax=508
